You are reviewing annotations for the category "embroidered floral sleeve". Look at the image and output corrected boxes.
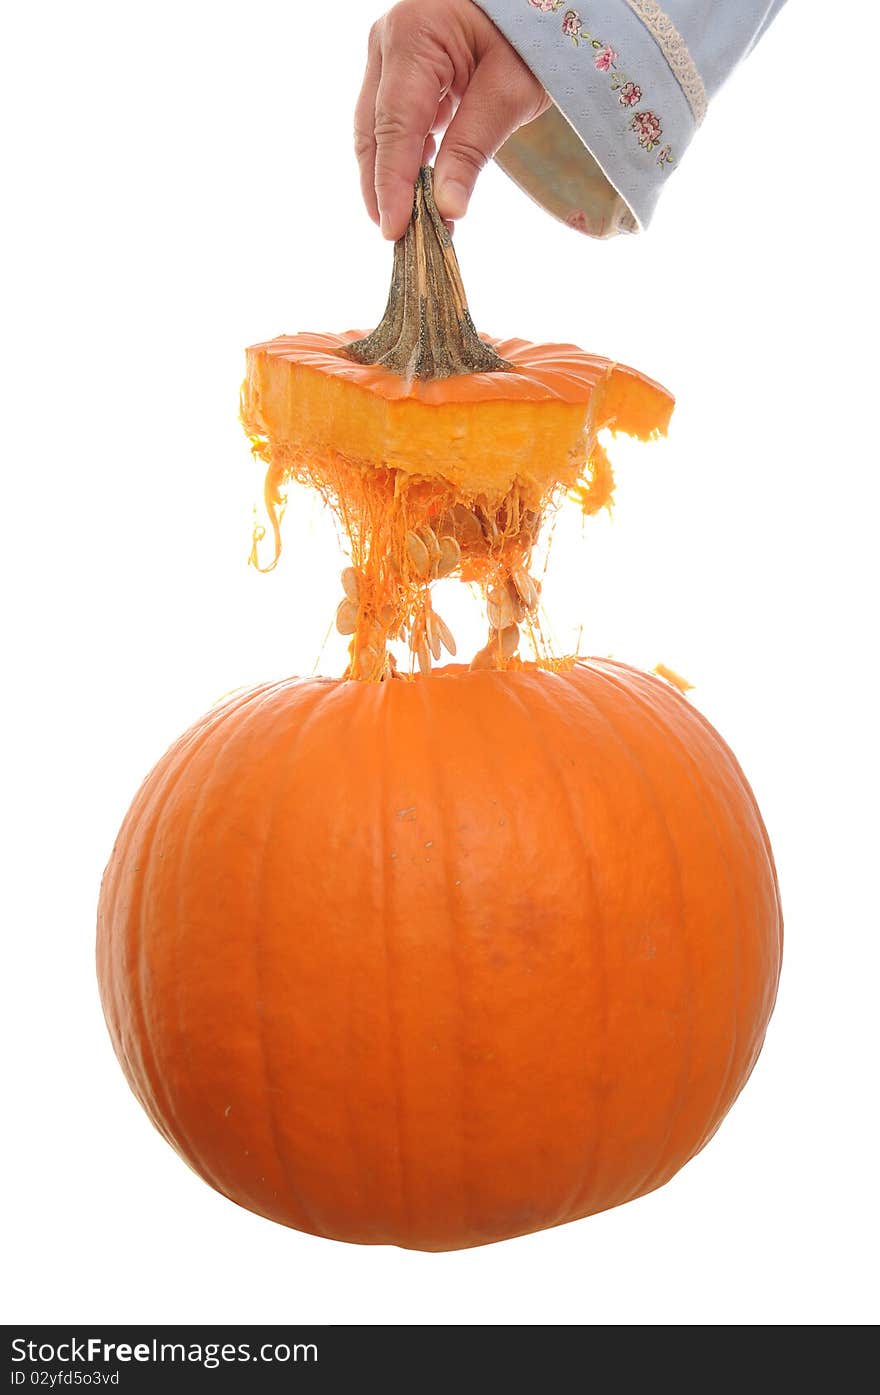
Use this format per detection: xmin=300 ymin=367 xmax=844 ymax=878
xmin=525 ymin=2 xmax=674 ymax=168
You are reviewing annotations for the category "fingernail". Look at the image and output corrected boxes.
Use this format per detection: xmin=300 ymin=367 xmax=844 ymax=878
xmin=379 ymin=211 xmax=395 ymax=239
xmin=435 ymin=178 xmax=470 ymax=220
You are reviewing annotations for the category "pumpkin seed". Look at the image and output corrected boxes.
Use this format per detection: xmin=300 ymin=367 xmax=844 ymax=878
xmin=505 ymin=579 xmax=527 ymax=623
xmin=341 ymin=566 xmax=361 ymax=603
xmin=425 ymin=608 xmax=442 ymax=661
xmin=499 ymin=623 xmax=520 ymax=659
xmin=379 ymin=603 xmax=396 ymax=627
xmin=336 ymin=599 xmax=359 ymax=635
xmin=405 ymin=529 xmax=431 ymax=578
xmin=417 ymin=636 xmax=431 ymax=676
xmin=451 ymin=503 xmax=484 ymax=546
xmin=437 ymin=535 xmax=461 ymax=577
xmin=487 ymin=586 xmax=517 ymax=631
xmin=511 ymin=565 xmax=538 ymax=612
xmin=476 ymin=507 xmax=499 ymax=547
xmin=420 ymin=526 xmax=441 ymax=576
xmin=434 ymin=612 xmax=457 ymax=657
xmin=522 ymin=509 xmax=540 ymax=541
xmin=358 ymin=644 xmax=379 ymax=675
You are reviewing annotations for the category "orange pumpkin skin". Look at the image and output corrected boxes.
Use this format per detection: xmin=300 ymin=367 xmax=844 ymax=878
xmin=97 ymin=662 xmax=781 ymax=1251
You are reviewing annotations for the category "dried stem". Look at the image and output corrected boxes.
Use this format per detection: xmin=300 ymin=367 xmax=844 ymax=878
xmin=341 ymin=168 xmax=511 ymax=381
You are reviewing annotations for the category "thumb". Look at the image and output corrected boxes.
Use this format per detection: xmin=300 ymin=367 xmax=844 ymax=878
xmin=434 ymin=52 xmax=547 ymax=221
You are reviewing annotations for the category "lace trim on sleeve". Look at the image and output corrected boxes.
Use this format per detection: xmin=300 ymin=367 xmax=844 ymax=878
xmin=620 ymin=0 xmax=708 ymax=124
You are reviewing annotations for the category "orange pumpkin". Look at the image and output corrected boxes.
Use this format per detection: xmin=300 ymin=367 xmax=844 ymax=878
xmin=97 ymin=661 xmax=781 ymax=1251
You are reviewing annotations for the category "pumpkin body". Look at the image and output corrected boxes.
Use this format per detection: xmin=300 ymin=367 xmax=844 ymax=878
xmin=97 ymin=661 xmax=781 ymax=1251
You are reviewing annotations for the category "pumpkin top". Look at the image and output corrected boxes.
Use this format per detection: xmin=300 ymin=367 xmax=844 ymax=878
xmin=240 ymin=167 xmax=675 ymax=681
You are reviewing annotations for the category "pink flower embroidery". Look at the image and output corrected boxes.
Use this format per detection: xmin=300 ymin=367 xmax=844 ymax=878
xmin=632 ymin=110 xmax=662 ymax=149
xmin=566 ymin=210 xmax=589 ymax=233
xmin=561 ymin=9 xmax=582 ymax=40
xmin=523 ymin=1 xmax=674 ymax=169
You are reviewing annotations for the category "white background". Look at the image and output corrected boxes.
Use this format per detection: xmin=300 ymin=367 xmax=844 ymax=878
xmin=2 ymin=0 xmax=878 ymax=1326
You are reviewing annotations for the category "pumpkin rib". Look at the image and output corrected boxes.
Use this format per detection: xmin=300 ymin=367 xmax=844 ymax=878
xmin=443 ymin=675 xmax=513 ymax=1244
xmin=566 ymin=667 xmax=695 ymax=1215
xmin=415 ymin=677 xmax=471 ymax=1247
xmin=624 ymin=676 xmax=749 ymax=1167
xmin=593 ymin=667 xmax=727 ymax=1179
xmin=322 ymin=681 xmax=410 ymax=1246
xmin=603 ymin=661 xmax=777 ymax=1143
xmin=338 ymin=694 xmax=371 ymax=1241
xmin=374 ymin=688 xmax=412 ymax=1244
xmin=617 ymin=664 xmax=772 ymax=1169
xmin=448 ymin=672 xmax=579 ymax=1242
xmin=138 ymin=684 xmax=289 ymax=1207
xmin=587 ymin=664 xmax=738 ymax=1200
xmin=629 ymin=661 xmax=782 ymax=1149
xmin=502 ymin=676 xmax=609 ymax=1231
xmin=248 ymin=683 xmax=336 ymax=1238
xmin=124 ymin=687 xmax=277 ymax=1180
xmin=105 ymin=689 xmax=260 ymax=1129
xmin=168 ymin=683 xmax=298 ymax=1205
xmin=290 ymin=683 xmax=366 ymax=1233
xmin=414 ymin=675 xmax=497 ymax=1250
xmin=100 ymin=821 xmax=154 ymax=1136
xmin=493 ymin=672 xmax=586 ymax=1239
xmin=119 ymin=693 xmax=239 ymax=1165
xmin=273 ymin=680 xmax=365 ymax=1238
xmin=134 ymin=785 xmax=189 ymax=1154
xmin=195 ymin=680 xmax=342 ymax=1234
xmin=101 ymin=739 xmax=182 ymax=1139
xmin=594 ymin=673 xmax=693 ymax=1208
xmin=332 ymin=684 xmax=388 ymax=1244
xmin=647 ymin=668 xmax=785 ymax=996
xmin=247 ymin=684 xmax=336 ymax=1233
xmin=451 ymin=673 xmax=542 ymax=1244
xmin=546 ymin=672 xmax=615 ymax=1228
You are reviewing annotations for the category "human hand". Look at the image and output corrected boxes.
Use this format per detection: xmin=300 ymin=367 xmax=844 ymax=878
xmin=356 ymin=0 xmax=550 ymax=239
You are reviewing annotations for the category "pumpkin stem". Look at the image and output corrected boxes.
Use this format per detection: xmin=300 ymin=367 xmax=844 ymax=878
xmin=341 ymin=168 xmax=512 ymax=381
